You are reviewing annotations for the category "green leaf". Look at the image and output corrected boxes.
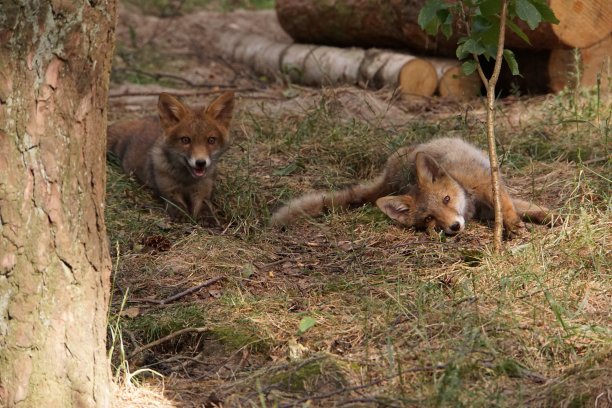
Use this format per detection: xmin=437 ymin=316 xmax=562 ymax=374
xmin=477 ymin=18 xmax=501 ymax=50
xmin=503 ymin=49 xmax=520 ymax=76
xmin=456 ymin=44 xmax=469 ymax=60
xmin=418 ymin=0 xmax=442 ymax=31
xmin=418 ymin=0 xmax=452 ymax=35
xmin=472 ymin=15 xmax=493 ymax=34
xmin=531 ymin=0 xmax=560 ymax=24
xmin=479 ymin=0 xmax=502 ymax=16
xmin=461 ymin=38 xmax=488 ymax=55
xmin=515 ymin=0 xmax=542 ymax=29
xmin=462 ymin=60 xmax=479 ymax=75
xmin=274 ymin=161 xmax=302 ymax=176
xmin=297 ymin=316 xmax=316 ymax=335
xmin=241 ymin=263 xmax=256 ymax=278
xmin=441 ymin=19 xmax=453 ymax=38
xmin=438 ymin=9 xmax=454 ymax=39
xmin=506 ymin=19 xmax=532 ymax=45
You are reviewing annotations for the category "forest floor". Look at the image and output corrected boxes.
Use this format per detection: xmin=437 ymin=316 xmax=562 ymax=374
xmin=107 ymin=1 xmax=611 ymax=407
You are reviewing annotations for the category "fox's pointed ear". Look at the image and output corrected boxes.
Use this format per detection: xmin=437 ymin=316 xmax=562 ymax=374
xmin=376 ymin=195 xmax=415 ymax=226
xmin=158 ymin=93 xmax=189 ymax=128
xmin=205 ymin=91 xmax=235 ymax=129
xmin=415 ymin=152 xmax=447 ymax=186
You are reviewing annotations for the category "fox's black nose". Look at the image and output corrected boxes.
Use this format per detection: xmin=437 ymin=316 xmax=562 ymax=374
xmin=450 ymin=222 xmax=461 ymax=232
xmin=195 ymin=160 xmax=207 ymax=168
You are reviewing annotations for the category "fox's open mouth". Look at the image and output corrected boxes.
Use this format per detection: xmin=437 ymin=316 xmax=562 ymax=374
xmin=189 ymin=166 xmax=206 ymax=178
xmin=185 ymin=160 xmax=206 ymax=178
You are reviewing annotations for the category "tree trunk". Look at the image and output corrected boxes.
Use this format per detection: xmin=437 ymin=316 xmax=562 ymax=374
xmin=482 ymin=0 xmax=510 ymax=253
xmin=276 ymin=0 xmax=611 ymax=55
xmin=0 ymin=1 xmax=116 ymax=407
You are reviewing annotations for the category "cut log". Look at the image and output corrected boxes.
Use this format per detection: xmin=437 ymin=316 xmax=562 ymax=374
xmin=276 ymin=0 xmax=612 ymax=55
xmin=275 ymin=0 xmax=410 ymax=49
xmin=549 ymin=0 xmax=612 ymax=48
xmin=360 ymin=50 xmax=438 ymax=96
xmin=211 ymin=31 xmax=438 ymax=96
xmin=548 ymin=34 xmax=611 ymax=92
xmin=283 ymin=44 xmax=366 ymax=86
xmin=427 ymin=58 xmax=482 ymax=99
xmin=215 ymin=31 xmax=290 ymax=79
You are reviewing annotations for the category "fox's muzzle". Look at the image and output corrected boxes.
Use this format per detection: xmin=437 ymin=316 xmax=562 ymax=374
xmin=186 ymin=157 xmax=209 ymax=178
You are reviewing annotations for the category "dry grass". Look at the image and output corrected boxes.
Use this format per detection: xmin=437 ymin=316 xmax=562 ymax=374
xmin=108 ymin=85 xmax=611 ymax=407
xmin=109 ymin=4 xmax=611 ymax=407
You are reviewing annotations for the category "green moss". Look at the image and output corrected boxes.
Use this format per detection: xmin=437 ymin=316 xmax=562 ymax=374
xmin=127 ymin=304 xmax=208 ymax=342
xmin=209 ymin=322 xmax=270 ymax=353
xmin=268 ymin=358 xmax=348 ymax=393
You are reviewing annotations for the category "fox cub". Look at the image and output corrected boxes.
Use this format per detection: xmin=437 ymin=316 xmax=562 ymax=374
xmin=107 ymin=92 xmax=235 ymax=219
xmin=271 ymin=137 xmax=557 ymax=235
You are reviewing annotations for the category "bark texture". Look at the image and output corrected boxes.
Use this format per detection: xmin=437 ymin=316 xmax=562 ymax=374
xmin=0 ymin=1 xmax=116 ymax=407
xmin=276 ymin=0 xmax=611 ymax=55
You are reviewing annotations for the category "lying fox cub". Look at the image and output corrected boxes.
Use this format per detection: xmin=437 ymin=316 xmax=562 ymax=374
xmin=108 ymin=92 xmax=235 ymax=220
xmin=271 ymin=137 xmax=557 ymax=235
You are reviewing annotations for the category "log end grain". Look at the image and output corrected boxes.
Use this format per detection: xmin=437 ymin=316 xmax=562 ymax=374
xmin=437 ymin=65 xmax=481 ymax=99
xmin=398 ymin=59 xmax=438 ymax=97
xmin=550 ymin=0 xmax=612 ymax=48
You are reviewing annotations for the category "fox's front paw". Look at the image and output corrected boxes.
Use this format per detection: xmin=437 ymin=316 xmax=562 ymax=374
xmin=503 ymin=215 xmax=525 ymax=239
xmin=165 ymin=204 xmax=191 ymax=222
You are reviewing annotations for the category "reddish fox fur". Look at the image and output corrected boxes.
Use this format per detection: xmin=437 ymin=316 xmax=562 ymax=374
xmin=271 ymin=138 xmax=558 ymax=235
xmin=107 ymin=92 xmax=235 ymax=219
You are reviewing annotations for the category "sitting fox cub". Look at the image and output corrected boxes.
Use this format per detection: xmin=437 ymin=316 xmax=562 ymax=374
xmin=108 ymin=92 xmax=235 ymax=219
xmin=271 ymin=138 xmax=556 ymax=235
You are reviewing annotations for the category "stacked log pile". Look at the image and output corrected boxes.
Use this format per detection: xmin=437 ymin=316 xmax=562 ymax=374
xmin=274 ymin=0 xmax=611 ymax=95
xmin=213 ymin=31 xmax=470 ymax=97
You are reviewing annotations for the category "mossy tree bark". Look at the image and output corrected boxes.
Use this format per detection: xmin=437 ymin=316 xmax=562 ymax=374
xmin=0 ymin=1 xmax=116 ymax=407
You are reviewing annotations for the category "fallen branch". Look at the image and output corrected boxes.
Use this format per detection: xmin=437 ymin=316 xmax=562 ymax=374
xmin=112 ymin=67 xmax=203 ymax=87
xmin=128 ymin=327 xmax=208 ymax=359
xmin=129 ymin=276 xmax=224 ymax=305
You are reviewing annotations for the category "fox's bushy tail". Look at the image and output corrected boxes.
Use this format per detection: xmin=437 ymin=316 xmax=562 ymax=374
xmin=270 ymin=174 xmax=392 ymax=226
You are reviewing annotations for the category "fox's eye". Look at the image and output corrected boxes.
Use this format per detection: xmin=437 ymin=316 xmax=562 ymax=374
xmin=424 ymin=215 xmax=433 ymax=223
xmin=207 ymin=136 xmax=216 ymax=145
xmin=180 ymin=137 xmax=191 ymax=145
xmin=443 ymin=195 xmax=450 ymax=204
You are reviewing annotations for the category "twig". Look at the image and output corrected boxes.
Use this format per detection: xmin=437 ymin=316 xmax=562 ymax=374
xmin=338 ymin=398 xmax=403 ymax=407
xmin=113 ymin=67 xmax=201 ymax=86
xmin=161 ymin=276 xmax=224 ymax=303
xmin=582 ymin=155 xmax=611 ymax=165
xmin=130 ymin=276 xmax=224 ymax=305
xmin=128 ymin=327 xmax=208 ymax=359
